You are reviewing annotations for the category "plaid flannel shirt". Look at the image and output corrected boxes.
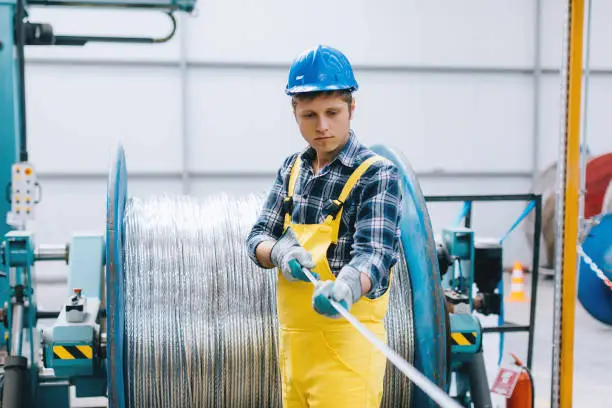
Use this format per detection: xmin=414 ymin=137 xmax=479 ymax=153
xmin=246 ymin=131 xmax=402 ymax=299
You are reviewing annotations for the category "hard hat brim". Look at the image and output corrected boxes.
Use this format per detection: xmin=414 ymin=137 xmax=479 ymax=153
xmin=285 ymin=83 xmax=358 ymax=96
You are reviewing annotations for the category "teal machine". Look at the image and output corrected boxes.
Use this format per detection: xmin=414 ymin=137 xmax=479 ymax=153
xmin=0 ymin=0 xmax=197 ymax=407
xmin=0 ymin=1 xmax=533 ymax=406
xmin=438 ymin=227 xmax=498 ymax=407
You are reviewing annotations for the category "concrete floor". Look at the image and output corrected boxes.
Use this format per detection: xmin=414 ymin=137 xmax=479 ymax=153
xmin=495 ymin=270 xmax=612 ymax=408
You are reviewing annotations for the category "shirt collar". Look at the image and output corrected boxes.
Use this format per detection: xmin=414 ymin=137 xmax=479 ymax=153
xmin=301 ymin=130 xmax=361 ymax=169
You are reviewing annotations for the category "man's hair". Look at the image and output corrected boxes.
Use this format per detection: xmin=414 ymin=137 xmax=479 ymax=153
xmin=291 ymin=89 xmax=353 ymax=110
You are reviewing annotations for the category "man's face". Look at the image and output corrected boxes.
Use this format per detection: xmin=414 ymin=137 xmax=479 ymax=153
xmin=293 ymin=93 xmax=355 ymax=156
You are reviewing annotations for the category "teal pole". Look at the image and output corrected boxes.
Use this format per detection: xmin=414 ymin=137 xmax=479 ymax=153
xmin=0 ymin=1 xmax=20 ymax=238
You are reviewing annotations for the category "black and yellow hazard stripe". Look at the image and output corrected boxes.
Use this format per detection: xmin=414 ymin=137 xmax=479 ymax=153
xmin=450 ymin=331 xmax=477 ymax=346
xmin=53 ymin=345 xmax=93 ymax=360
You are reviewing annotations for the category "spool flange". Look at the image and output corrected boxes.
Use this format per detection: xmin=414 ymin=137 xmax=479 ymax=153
xmin=371 ymin=145 xmax=448 ymax=407
xmin=106 ymin=144 xmax=128 ymax=408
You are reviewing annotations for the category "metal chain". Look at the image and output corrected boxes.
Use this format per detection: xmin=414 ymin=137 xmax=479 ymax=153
xmin=577 ymin=245 xmax=612 ymax=290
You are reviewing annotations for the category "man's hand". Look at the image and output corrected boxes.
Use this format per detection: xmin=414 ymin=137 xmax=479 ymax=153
xmin=270 ymin=227 xmax=318 ymax=282
xmin=312 ymin=265 xmax=363 ymax=318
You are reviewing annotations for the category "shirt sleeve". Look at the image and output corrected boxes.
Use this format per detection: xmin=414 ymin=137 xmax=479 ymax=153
xmin=347 ymin=161 xmax=402 ymax=299
xmin=246 ymin=154 xmax=297 ymax=268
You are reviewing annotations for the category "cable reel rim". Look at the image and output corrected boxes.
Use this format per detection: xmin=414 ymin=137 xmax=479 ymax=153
xmin=105 ymin=143 xmax=128 ymax=408
xmin=371 ymin=144 xmax=448 ymax=407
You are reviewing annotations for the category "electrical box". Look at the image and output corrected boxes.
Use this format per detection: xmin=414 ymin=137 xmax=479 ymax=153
xmin=442 ymin=228 xmax=474 ymax=261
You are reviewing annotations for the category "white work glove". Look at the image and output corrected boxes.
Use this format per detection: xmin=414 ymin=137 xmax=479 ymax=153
xmin=270 ymin=227 xmax=317 ymax=282
xmin=312 ymin=265 xmax=362 ymax=318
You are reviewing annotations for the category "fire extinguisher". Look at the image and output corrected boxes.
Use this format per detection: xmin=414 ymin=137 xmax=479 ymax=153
xmin=507 ymin=352 xmax=534 ymax=408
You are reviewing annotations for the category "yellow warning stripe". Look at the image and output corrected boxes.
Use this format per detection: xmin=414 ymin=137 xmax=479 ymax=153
xmin=53 ymin=346 xmax=75 ymax=360
xmin=77 ymin=345 xmax=93 ymax=359
xmin=53 ymin=345 xmax=93 ymax=359
xmin=451 ymin=333 xmax=470 ymax=346
xmin=451 ymin=332 xmax=477 ymax=346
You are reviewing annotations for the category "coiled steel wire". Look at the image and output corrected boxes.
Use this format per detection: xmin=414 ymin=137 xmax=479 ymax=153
xmin=123 ymin=193 xmax=414 ymax=407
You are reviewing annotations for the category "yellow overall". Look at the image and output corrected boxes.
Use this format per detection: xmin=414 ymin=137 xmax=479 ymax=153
xmin=277 ymin=155 xmax=392 ymax=408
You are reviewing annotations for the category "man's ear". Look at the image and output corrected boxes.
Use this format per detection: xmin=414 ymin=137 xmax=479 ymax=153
xmin=349 ymin=98 xmax=356 ymax=119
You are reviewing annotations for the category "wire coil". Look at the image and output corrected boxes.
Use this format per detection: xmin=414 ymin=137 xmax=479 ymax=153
xmin=123 ymin=193 xmax=414 ymax=407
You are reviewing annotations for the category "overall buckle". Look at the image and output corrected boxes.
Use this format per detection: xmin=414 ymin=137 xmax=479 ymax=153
xmin=329 ymin=199 xmax=344 ymax=219
xmin=283 ymin=197 xmax=294 ymax=214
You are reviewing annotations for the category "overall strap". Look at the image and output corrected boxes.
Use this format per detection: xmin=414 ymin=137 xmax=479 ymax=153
xmin=324 ymin=155 xmax=387 ymax=224
xmin=283 ymin=155 xmax=302 ymax=227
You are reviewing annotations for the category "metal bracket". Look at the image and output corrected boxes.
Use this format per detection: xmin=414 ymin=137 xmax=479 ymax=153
xmin=25 ymin=12 xmax=177 ymax=46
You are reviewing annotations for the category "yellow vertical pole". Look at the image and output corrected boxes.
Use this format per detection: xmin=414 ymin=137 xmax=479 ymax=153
xmin=553 ymin=0 xmax=584 ymax=407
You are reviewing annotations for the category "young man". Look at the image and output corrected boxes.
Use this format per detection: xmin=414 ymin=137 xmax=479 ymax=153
xmin=246 ymin=45 xmax=402 ymax=407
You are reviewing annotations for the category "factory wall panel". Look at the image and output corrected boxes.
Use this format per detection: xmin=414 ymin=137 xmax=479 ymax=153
xmin=187 ymin=68 xmax=534 ymax=174
xmin=539 ymin=0 xmax=565 ymax=70
xmin=574 ymin=76 xmax=612 ymax=155
xmin=186 ymin=0 xmax=534 ymax=68
xmin=541 ymin=0 xmax=612 ymax=70
xmin=186 ymin=68 xmax=301 ymax=174
xmin=24 ymin=0 xmax=534 ymax=69
xmin=25 ymin=64 xmax=183 ymax=174
xmin=539 ymin=74 xmax=612 ymax=170
xmin=586 ymin=1 xmax=612 ymax=69
xmin=24 ymin=1 xmax=612 ymax=71
xmin=537 ymin=75 xmax=564 ymax=171
xmin=350 ymin=72 xmax=533 ymax=173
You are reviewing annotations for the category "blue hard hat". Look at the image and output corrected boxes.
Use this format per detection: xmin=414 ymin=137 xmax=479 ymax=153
xmin=285 ymin=45 xmax=358 ymax=95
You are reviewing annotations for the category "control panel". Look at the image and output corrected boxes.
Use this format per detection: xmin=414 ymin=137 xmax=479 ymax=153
xmin=6 ymin=162 xmax=40 ymax=228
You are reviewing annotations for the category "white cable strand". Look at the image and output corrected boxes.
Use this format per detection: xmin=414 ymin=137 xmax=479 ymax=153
xmin=122 ymin=193 xmax=417 ymax=407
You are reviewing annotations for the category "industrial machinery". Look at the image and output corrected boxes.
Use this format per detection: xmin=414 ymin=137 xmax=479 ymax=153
xmin=0 ymin=1 xmax=541 ymax=407
xmin=1 ymin=0 xmax=197 ymax=406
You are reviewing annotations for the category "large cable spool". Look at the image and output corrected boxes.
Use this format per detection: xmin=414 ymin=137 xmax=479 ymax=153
xmin=105 ymin=143 xmax=448 ymax=408
xmin=577 ymin=213 xmax=612 ymax=326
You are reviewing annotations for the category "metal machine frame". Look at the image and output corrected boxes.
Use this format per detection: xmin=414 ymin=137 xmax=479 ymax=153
xmin=425 ymin=193 xmax=542 ymax=371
